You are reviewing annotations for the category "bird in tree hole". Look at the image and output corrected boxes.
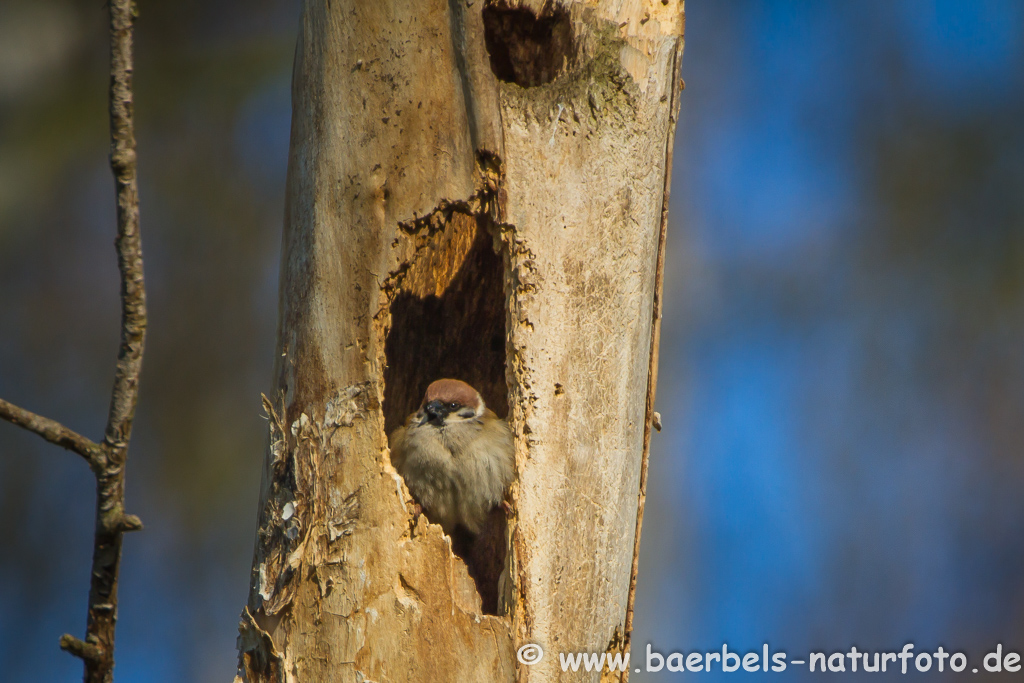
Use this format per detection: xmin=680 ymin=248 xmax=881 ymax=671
xmin=389 ymin=378 xmax=514 ymax=612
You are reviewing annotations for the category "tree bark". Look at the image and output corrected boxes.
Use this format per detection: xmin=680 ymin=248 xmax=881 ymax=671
xmin=235 ymin=1 xmax=683 ymax=681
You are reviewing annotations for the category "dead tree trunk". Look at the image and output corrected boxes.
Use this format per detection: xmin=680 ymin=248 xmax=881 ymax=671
xmin=235 ymin=1 xmax=684 ymax=681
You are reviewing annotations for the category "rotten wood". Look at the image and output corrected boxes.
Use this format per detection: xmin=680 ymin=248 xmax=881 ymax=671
xmin=619 ymin=32 xmax=685 ymax=683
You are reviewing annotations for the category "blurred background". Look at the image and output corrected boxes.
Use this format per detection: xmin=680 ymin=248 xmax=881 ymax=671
xmin=1 ymin=0 xmax=1022 ymax=680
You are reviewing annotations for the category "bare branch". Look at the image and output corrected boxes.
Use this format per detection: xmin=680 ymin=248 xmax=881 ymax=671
xmin=68 ymin=1 xmax=148 ymax=681
xmin=2 ymin=3 xmax=146 ymax=677
xmin=0 ymin=398 xmax=102 ymax=466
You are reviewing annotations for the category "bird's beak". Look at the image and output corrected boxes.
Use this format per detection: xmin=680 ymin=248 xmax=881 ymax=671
xmin=423 ymin=399 xmax=447 ymax=426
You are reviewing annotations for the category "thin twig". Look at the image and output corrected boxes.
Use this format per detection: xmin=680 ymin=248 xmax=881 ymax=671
xmin=621 ymin=37 xmax=684 ymax=683
xmin=0 ymin=398 xmax=103 ymax=467
xmin=104 ymin=0 xmax=146 ymax=453
xmin=0 ymin=1 xmax=146 ymax=681
xmin=76 ymin=2 xmax=147 ymax=681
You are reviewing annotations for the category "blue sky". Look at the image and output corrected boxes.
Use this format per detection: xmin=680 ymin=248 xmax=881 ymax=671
xmin=634 ymin=2 xmax=1024 ymax=680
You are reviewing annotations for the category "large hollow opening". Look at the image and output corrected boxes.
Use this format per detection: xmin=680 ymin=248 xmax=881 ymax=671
xmin=383 ymin=215 xmax=507 ymax=432
xmin=383 ymin=210 xmax=509 ymax=614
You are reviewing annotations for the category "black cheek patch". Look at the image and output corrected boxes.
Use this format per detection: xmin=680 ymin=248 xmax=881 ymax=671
xmin=458 ymin=409 xmax=475 ymax=419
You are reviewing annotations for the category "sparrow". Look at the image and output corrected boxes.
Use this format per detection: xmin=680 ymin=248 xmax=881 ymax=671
xmin=389 ymin=378 xmax=514 ymax=535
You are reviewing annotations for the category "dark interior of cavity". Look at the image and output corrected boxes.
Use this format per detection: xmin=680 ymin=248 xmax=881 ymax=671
xmin=383 ymin=217 xmax=508 ymax=614
xmin=383 ymin=220 xmax=507 ymax=433
xmin=482 ymin=2 xmax=573 ymax=87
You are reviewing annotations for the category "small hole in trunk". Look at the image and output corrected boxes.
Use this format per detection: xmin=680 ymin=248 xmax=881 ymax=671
xmin=482 ymin=2 xmax=573 ymax=87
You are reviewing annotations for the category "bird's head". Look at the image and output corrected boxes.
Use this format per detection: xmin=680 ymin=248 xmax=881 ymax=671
xmin=417 ymin=379 xmax=484 ymax=428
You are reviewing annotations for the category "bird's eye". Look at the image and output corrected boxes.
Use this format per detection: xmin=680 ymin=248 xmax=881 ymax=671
xmin=448 ymin=402 xmax=459 ymax=410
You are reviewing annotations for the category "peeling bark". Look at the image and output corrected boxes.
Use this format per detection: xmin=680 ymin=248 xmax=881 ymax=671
xmin=237 ymin=1 xmax=683 ymax=681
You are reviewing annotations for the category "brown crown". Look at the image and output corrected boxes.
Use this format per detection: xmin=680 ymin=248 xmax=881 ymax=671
xmin=422 ymin=378 xmax=480 ymax=409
